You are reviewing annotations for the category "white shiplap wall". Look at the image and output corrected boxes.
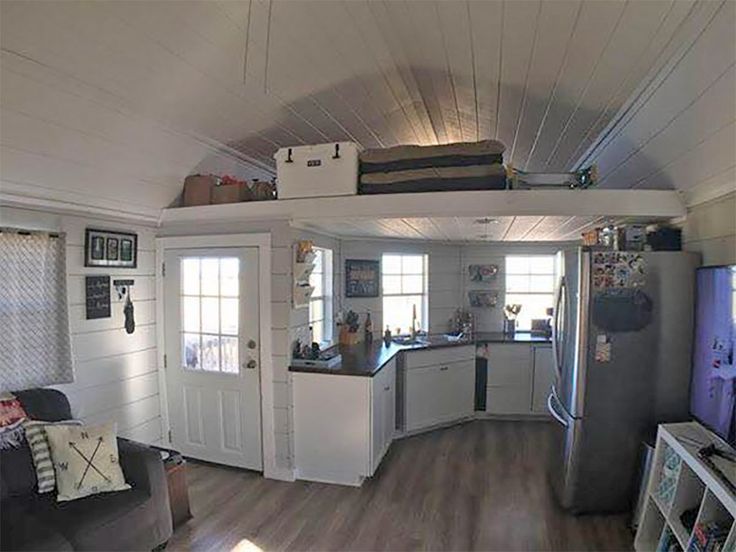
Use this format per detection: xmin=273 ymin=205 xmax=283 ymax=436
xmin=680 ymin=192 xmax=736 ymax=266
xmin=0 ymin=205 xmax=162 ymax=444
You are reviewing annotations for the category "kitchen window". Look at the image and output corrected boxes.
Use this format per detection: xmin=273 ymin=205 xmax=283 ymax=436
xmin=382 ymin=253 xmax=428 ymax=335
xmin=309 ymin=247 xmax=333 ymax=345
xmin=505 ymin=255 xmax=556 ymax=331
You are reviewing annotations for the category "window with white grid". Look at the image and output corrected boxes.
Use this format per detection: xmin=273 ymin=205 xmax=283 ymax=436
xmin=382 ymin=254 xmax=428 ymax=335
xmin=505 ymin=255 xmax=556 ymax=331
xmin=309 ymin=248 xmax=333 ymax=345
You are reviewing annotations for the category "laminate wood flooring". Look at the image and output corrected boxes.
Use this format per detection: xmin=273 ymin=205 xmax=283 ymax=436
xmin=168 ymin=420 xmax=633 ymax=551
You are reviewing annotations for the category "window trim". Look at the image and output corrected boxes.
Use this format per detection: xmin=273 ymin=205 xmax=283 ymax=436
xmin=309 ymin=247 xmax=333 ymax=346
xmin=381 ymin=253 xmax=429 ymax=334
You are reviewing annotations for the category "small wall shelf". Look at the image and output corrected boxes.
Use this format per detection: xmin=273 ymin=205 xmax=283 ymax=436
xmin=293 ymin=241 xmax=316 ymax=309
xmin=635 ymin=422 xmax=736 ymax=552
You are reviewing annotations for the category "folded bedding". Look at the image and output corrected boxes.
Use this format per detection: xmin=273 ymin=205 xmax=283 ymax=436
xmin=359 ymin=164 xmax=507 ymax=194
xmin=360 ymin=139 xmax=505 ymax=174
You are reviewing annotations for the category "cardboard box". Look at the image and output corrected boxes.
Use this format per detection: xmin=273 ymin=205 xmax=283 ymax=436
xmin=182 ymin=175 xmax=217 ymax=206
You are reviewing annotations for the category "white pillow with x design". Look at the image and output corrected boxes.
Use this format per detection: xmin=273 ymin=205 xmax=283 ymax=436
xmin=44 ymin=421 xmax=131 ymax=502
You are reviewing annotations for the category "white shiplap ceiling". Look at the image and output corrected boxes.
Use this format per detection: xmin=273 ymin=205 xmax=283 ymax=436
xmin=1 ymin=0 xmax=734 ymax=230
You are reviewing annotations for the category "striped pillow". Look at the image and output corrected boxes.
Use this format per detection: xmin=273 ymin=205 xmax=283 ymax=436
xmin=23 ymin=419 xmax=82 ymax=493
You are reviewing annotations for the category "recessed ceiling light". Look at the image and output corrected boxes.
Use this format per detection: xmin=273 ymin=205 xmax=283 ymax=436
xmin=474 ymin=217 xmax=499 ymax=225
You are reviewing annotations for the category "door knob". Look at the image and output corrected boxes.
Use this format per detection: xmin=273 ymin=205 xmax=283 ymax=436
xmin=247 ymin=339 xmax=257 ymax=350
xmin=246 ymin=360 xmax=257 ymax=369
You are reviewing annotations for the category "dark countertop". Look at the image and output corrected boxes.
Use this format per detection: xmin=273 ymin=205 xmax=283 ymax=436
xmin=475 ymin=331 xmax=553 ymax=344
xmin=289 ymin=332 xmax=551 ymax=378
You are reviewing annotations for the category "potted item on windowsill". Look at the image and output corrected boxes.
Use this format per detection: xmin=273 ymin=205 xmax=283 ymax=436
xmin=339 ymin=310 xmax=361 ymax=346
xmin=504 ymin=304 xmax=521 ymax=335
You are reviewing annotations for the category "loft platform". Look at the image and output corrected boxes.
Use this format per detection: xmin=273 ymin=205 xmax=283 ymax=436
xmin=160 ymin=189 xmax=684 ymax=227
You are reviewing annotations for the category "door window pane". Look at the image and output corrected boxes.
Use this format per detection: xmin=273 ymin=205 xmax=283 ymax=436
xmin=201 ymin=335 xmax=220 ymax=371
xmin=201 ymin=259 xmax=219 ymax=296
xmin=182 ymin=258 xmax=200 ymax=295
xmin=221 ymin=337 xmax=239 ymax=373
xmin=201 ymin=297 xmax=219 ymax=334
xmin=220 ymin=258 xmax=239 ymax=297
xmin=182 ymin=297 xmax=200 ymax=332
xmin=220 ymin=298 xmax=238 ymax=335
xmin=182 ymin=333 xmax=201 ymax=370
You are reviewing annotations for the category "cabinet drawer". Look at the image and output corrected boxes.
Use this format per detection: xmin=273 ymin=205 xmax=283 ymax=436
xmin=486 ymin=386 xmax=531 ymax=415
xmin=405 ymin=345 xmax=474 ymax=370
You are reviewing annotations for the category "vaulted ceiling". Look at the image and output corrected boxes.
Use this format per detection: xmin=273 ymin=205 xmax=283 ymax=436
xmin=1 ymin=0 xmax=734 ymax=226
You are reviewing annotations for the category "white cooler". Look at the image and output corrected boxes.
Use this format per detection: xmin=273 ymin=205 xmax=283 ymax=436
xmin=274 ymin=142 xmax=359 ymax=199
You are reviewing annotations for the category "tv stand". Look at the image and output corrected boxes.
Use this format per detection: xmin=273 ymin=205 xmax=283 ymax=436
xmin=635 ymin=422 xmax=736 ymax=552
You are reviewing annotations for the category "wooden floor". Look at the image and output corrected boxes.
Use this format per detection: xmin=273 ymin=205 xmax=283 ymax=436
xmin=168 ymin=420 xmax=633 ymax=551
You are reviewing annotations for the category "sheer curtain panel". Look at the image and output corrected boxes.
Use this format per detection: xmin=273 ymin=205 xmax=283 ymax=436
xmin=0 ymin=230 xmax=74 ymax=391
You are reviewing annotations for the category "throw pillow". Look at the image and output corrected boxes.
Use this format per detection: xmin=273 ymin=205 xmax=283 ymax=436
xmin=44 ymin=422 xmax=131 ymax=502
xmin=23 ymin=419 xmax=82 ymax=493
xmin=0 ymin=393 xmax=28 ymax=450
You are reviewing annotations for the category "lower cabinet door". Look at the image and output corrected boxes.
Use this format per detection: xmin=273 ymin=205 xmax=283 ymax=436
xmin=442 ymin=361 xmax=475 ymax=420
xmin=405 ymin=365 xmax=443 ymax=431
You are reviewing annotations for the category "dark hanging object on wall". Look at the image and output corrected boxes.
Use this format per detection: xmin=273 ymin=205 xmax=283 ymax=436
xmin=124 ymin=294 xmax=135 ymax=335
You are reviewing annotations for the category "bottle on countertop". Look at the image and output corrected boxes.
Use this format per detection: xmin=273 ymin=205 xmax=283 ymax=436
xmin=384 ymin=325 xmax=392 ymax=347
xmin=364 ymin=312 xmax=373 ymax=344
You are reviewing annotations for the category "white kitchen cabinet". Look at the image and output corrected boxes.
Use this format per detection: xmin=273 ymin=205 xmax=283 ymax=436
xmin=485 ymin=344 xmax=532 ymax=415
xmin=293 ymin=359 xmax=396 ymax=486
xmin=404 ymin=346 xmax=475 ymax=433
xmin=531 ymin=345 xmax=554 ymax=415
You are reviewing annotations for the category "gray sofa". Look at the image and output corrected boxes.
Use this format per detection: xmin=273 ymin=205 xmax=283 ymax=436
xmin=0 ymin=389 xmax=173 ymax=551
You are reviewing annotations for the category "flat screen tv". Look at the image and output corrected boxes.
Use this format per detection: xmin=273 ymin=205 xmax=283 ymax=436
xmin=690 ymin=265 xmax=736 ymax=445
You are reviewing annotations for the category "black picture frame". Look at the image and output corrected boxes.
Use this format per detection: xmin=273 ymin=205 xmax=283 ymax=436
xmin=345 ymin=259 xmax=380 ymax=298
xmin=85 ymin=228 xmax=137 ymax=268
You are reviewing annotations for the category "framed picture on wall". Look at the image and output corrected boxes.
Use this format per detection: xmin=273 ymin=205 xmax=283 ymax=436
xmin=84 ymin=228 xmax=138 ymax=268
xmin=345 ymin=259 xmax=380 ymax=298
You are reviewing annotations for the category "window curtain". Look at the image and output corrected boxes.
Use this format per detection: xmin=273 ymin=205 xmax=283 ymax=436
xmin=0 ymin=230 xmax=74 ymax=391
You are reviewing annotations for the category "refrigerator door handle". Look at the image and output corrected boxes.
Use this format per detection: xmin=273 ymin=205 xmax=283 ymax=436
xmin=551 ymin=276 xmax=566 ymax=383
xmin=547 ymin=390 xmax=569 ymax=428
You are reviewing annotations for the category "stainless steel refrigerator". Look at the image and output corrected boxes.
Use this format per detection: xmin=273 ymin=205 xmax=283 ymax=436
xmin=547 ymin=247 xmax=700 ymax=513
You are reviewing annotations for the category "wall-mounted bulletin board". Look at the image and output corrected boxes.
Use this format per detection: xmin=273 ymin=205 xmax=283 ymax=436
xmin=345 ymin=259 xmax=380 ymax=298
xmin=85 ymin=275 xmax=111 ymax=319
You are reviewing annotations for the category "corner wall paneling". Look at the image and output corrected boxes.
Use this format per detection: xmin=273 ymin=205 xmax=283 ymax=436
xmin=680 ymin=192 xmax=736 ymax=266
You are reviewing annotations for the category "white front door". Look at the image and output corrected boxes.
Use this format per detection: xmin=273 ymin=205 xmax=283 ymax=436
xmin=163 ymin=248 xmax=262 ymax=469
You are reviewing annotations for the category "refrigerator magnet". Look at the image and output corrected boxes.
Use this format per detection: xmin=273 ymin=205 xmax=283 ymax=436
xmin=595 ymin=334 xmax=612 ymax=362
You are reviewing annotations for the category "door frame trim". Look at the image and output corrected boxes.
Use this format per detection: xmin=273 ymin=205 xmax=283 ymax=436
xmin=155 ymin=233 xmax=282 ymax=479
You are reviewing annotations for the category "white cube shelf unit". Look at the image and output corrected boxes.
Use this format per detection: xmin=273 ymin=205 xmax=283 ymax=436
xmin=635 ymin=422 xmax=736 ymax=552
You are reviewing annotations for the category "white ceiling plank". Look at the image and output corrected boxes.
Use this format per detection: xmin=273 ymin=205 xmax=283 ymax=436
xmin=544 ymin=0 xmax=677 ymax=172
xmin=562 ymin=0 xmax=699 ymax=170
xmin=506 ymin=0 xmax=581 ymax=167
xmin=523 ymin=0 xmax=627 ymax=171
xmin=467 ymin=0 xmax=503 ymax=143
xmin=495 ymin=0 xmax=541 ymax=148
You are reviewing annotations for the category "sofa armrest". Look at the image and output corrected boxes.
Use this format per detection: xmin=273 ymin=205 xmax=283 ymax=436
xmin=117 ymin=439 xmax=174 ymax=546
xmin=118 ymin=438 xmax=166 ymax=497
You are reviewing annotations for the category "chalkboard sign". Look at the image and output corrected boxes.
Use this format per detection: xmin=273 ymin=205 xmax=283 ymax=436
xmin=345 ymin=259 xmax=380 ymax=298
xmin=86 ymin=275 xmax=111 ymax=320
